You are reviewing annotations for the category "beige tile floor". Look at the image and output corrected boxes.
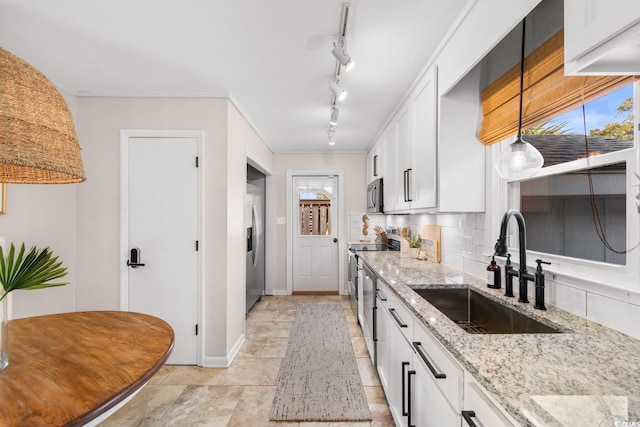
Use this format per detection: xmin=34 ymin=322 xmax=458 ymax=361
xmin=100 ymin=295 xmax=395 ymax=427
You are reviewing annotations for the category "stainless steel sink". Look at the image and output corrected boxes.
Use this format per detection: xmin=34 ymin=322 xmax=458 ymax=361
xmin=410 ymin=286 xmax=561 ymax=334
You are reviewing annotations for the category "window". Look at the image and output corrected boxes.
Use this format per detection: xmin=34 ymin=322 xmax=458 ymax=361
xmin=298 ymin=192 xmax=332 ymax=236
xmin=506 ymin=84 xmax=636 ymax=268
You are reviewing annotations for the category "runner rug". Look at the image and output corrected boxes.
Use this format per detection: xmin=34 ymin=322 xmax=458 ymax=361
xmin=270 ymin=303 xmax=372 ymax=422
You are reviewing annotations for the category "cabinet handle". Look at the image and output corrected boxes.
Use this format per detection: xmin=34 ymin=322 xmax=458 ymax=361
xmin=462 ymin=410 xmax=478 ymax=427
xmin=389 ymin=308 xmax=408 ymax=328
xmin=403 ymin=169 xmax=408 ymax=202
xmin=406 ymin=168 xmax=413 ymax=202
xmin=408 ymin=370 xmax=416 ymax=427
xmin=373 ymin=306 xmax=377 ymax=342
xmin=373 ymin=154 xmax=378 ymax=177
xmin=412 ymin=341 xmax=446 ymax=379
xmin=376 ymin=289 xmax=387 ymax=301
xmin=401 ymin=361 xmax=410 ymax=416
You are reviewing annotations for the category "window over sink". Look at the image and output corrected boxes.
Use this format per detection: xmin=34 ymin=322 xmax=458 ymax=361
xmin=503 ymin=82 xmax=638 ymax=279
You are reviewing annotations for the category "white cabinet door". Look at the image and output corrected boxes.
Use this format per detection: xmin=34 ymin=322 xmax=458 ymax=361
xmin=410 ymin=66 xmax=438 ymax=210
xmin=387 ymin=309 xmax=414 ymax=427
xmin=411 ymin=344 xmax=460 ymax=427
xmin=382 ymin=126 xmax=397 ymax=212
xmin=367 ymin=141 xmax=383 ymax=184
xmin=376 ymin=289 xmax=391 ymax=392
xmin=394 ymin=107 xmax=412 ymax=211
xmin=564 ymin=0 xmax=640 ymax=74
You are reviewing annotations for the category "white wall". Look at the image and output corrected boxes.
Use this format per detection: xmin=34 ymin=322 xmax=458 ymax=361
xmin=226 ymin=103 xmax=273 ymax=354
xmin=272 ymin=153 xmax=367 ymax=294
xmin=0 ymin=88 xmax=79 ymax=319
xmin=74 ymin=97 xmax=273 ymax=362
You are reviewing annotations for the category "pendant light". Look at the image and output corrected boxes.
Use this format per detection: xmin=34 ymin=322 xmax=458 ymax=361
xmin=0 ymin=48 xmax=86 ymax=183
xmin=495 ymin=18 xmax=544 ymax=180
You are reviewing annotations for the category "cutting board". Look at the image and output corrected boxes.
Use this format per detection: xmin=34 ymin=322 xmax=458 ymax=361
xmin=421 ymin=224 xmax=441 ymax=263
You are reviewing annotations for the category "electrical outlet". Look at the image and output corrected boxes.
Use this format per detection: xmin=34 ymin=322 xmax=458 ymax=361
xmin=276 ymin=217 xmax=286 ymax=225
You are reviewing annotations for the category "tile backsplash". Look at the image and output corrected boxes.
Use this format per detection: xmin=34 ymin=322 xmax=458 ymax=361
xmin=382 ymin=212 xmax=640 ymax=340
xmin=348 ymin=212 xmax=385 ymax=243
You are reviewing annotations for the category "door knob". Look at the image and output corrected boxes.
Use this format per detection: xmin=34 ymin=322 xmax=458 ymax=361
xmin=333 ymin=238 xmax=338 ymax=243
xmin=127 ymin=247 xmax=146 ymax=268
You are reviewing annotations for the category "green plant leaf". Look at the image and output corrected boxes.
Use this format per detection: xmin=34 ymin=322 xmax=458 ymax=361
xmin=0 ymin=243 xmax=68 ymax=301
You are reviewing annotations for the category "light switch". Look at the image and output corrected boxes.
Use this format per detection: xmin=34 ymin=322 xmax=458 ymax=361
xmin=276 ymin=217 xmax=286 ymax=225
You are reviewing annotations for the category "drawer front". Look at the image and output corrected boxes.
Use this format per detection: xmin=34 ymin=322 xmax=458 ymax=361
xmin=413 ymin=321 xmax=463 ymax=411
xmin=386 ymin=290 xmax=414 ymax=343
xmin=376 ymin=280 xmax=391 ymax=310
xmin=463 ymin=377 xmax=517 ymax=427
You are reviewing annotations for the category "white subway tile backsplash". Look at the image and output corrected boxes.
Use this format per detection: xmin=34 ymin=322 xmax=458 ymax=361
xmin=546 ymin=280 xmax=587 ymax=317
xmin=586 ymin=293 xmax=640 ymax=339
xmin=383 ymin=211 xmax=639 ymax=338
xmin=349 ymin=212 xmax=384 ymax=242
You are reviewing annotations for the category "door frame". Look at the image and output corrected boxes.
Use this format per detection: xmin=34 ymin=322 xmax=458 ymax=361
xmin=286 ymin=169 xmax=345 ymax=295
xmin=119 ymin=129 xmax=205 ymax=366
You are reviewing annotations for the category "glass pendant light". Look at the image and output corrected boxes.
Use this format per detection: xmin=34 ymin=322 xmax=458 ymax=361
xmin=495 ymin=18 xmax=544 ymax=180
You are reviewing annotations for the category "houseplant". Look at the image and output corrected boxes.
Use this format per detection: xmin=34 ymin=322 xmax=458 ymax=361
xmin=408 ymin=234 xmax=422 ymax=258
xmin=0 ymin=243 xmax=68 ymax=370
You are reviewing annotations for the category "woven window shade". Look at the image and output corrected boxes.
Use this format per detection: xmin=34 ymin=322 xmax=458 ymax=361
xmin=0 ymin=48 xmax=86 ymax=183
xmin=478 ymin=29 xmax=639 ymax=146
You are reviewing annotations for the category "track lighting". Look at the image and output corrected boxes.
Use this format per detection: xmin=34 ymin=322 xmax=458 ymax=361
xmin=329 ymin=80 xmax=347 ymax=102
xmin=330 ymin=105 xmax=340 ymax=126
xmin=327 ymin=127 xmax=336 ymax=145
xmin=332 ymin=43 xmax=355 ymax=72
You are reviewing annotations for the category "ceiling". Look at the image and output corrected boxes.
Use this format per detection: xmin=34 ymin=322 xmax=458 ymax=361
xmin=0 ymin=0 xmax=468 ymax=153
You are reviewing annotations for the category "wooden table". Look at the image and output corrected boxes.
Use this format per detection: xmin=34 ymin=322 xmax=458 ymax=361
xmin=0 ymin=311 xmax=174 ymax=426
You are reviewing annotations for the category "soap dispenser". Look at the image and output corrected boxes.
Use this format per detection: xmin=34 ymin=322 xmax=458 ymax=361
xmin=486 ymin=256 xmax=501 ymax=289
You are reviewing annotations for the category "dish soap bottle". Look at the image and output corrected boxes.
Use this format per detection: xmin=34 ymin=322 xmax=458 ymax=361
xmin=486 ymin=256 xmax=501 ymax=289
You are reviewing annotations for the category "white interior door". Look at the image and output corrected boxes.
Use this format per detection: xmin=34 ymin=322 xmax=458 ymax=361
xmin=125 ymin=136 xmax=200 ymax=365
xmin=292 ymin=175 xmax=339 ymax=292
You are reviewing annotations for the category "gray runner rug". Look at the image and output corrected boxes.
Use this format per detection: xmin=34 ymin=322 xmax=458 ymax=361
xmin=270 ymin=303 xmax=372 ymax=422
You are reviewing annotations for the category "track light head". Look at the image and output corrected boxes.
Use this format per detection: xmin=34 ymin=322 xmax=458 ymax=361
xmin=327 ymin=127 xmax=336 ymax=145
xmin=329 ymin=80 xmax=347 ymax=102
xmin=330 ymin=105 xmax=340 ymax=126
xmin=332 ymin=43 xmax=355 ymax=72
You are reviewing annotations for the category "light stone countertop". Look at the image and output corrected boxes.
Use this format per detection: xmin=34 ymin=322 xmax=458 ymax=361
xmin=358 ymin=251 xmax=640 ymax=427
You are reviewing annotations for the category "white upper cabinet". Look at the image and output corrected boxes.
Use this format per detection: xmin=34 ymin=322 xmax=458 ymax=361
xmin=394 ymin=106 xmax=413 ymax=211
xmin=366 ymin=140 xmax=383 ymax=184
xmin=564 ymin=0 xmax=640 ymax=75
xmin=381 ymin=125 xmax=396 ymax=213
xmin=384 ymin=66 xmax=438 ymax=213
xmin=369 ymin=63 xmax=484 ymax=214
xmin=410 ymin=67 xmax=438 ymax=210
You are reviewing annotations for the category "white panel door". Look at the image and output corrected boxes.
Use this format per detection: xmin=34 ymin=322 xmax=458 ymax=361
xmin=292 ymin=175 xmax=339 ymax=292
xmin=126 ymin=136 xmax=199 ymax=365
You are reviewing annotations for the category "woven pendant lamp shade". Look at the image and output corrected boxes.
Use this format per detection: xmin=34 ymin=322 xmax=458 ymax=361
xmin=0 ymin=48 xmax=86 ymax=183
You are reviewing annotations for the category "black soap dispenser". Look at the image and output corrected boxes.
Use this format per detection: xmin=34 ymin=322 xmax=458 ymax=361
xmin=486 ymin=256 xmax=501 ymax=289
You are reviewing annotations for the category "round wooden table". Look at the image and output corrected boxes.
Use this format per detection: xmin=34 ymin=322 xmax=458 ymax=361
xmin=0 ymin=311 xmax=174 ymax=426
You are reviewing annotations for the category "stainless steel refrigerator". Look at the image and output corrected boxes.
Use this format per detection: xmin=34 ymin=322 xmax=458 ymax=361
xmin=246 ymin=165 xmax=265 ymax=314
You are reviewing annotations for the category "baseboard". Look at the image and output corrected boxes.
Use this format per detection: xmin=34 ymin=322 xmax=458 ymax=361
xmin=201 ymin=333 xmax=245 ymax=368
xmin=292 ymin=291 xmax=340 ymax=296
xmin=268 ymin=289 xmax=290 ymax=296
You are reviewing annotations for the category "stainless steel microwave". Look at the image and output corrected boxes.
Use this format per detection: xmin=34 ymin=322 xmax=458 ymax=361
xmin=367 ymin=178 xmax=383 ymax=214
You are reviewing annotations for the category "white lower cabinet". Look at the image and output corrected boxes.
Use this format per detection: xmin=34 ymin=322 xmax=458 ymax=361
xmin=463 ymin=376 xmax=518 ymax=427
xmin=411 ymin=346 xmax=460 ymax=426
xmin=387 ymin=307 xmax=415 ymax=427
xmin=376 ymin=286 xmax=391 ymax=391
xmin=370 ymin=287 xmax=519 ymax=426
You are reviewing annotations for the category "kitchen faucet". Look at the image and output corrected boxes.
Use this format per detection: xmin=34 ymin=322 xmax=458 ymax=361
xmin=494 ymin=209 xmax=548 ymax=310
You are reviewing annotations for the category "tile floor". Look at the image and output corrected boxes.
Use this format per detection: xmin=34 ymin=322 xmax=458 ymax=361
xmin=100 ymin=295 xmax=395 ymax=427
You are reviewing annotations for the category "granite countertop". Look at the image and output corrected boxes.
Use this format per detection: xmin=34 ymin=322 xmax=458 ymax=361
xmin=358 ymin=251 xmax=640 ymax=427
